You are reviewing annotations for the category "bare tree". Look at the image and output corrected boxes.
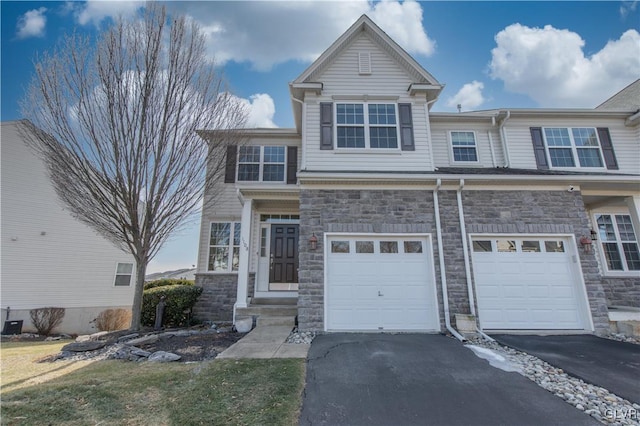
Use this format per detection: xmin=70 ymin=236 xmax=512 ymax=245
xmin=20 ymin=4 xmax=247 ymax=330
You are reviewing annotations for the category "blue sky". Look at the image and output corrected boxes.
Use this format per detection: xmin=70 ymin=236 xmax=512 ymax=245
xmin=2 ymin=1 xmax=639 ymax=273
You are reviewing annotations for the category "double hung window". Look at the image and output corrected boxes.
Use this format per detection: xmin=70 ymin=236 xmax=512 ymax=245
xmin=543 ymin=128 xmax=604 ymax=168
xmin=595 ymin=214 xmax=640 ymax=272
xmin=238 ymin=146 xmax=286 ymax=182
xmin=208 ymin=222 xmax=241 ymax=272
xmin=450 ymin=131 xmax=478 ymax=162
xmin=336 ymin=103 xmax=399 ymax=149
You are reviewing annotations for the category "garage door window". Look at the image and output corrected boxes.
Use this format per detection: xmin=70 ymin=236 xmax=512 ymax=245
xmin=497 ymin=240 xmax=517 ymax=252
xmin=380 ymin=241 xmax=399 ymax=253
xmin=404 ymin=241 xmax=423 ymax=253
xmin=331 ymin=241 xmax=350 ymax=253
xmin=521 ymin=241 xmax=541 ymax=252
xmin=356 ymin=241 xmax=374 ymax=253
xmin=473 ymin=240 xmax=492 ymax=252
xmin=545 ymin=241 xmax=565 ymax=252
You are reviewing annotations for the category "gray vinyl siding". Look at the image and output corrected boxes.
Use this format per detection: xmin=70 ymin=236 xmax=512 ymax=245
xmin=1 ymin=122 xmax=135 ymax=311
xmin=505 ymin=117 xmax=639 ymax=173
xmin=303 ymin=33 xmax=433 ymax=172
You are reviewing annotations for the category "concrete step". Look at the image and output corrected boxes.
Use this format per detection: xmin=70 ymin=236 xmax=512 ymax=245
xmin=236 ymin=305 xmax=298 ymax=317
xmin=251 ymin=297 xmax=297 ymax=306
xmin=617 ymin=321 xmax=640 ymax=337
xmin=257 ymin=315 xmax=296 ymax=327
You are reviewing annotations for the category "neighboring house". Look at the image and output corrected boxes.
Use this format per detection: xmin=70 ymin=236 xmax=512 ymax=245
xmin=194 ymin=16 xmax=640 ymax=335
xmin=1 ymin=121 xmax=136 ymax=335
xmin=146 ymin=268 xmax=197 ymax=282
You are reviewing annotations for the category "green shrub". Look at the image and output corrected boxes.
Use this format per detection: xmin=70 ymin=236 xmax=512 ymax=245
xmin=144 ymin=278 xmax=194 ymax=290
xmin=142 ymin=285 xmax=202 ymax=327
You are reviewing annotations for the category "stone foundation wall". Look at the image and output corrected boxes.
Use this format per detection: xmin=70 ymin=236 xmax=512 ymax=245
xmin=601 ymin=277 xmax=640 ymax=308
xmin=193 ymin=273 xmax=255 ymax=322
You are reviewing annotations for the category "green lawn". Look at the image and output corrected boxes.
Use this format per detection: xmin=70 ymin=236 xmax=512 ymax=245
xmin=1 ymin=341 xmax=306 ymax=425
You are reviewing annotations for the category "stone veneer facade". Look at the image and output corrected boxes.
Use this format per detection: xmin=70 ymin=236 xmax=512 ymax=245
xmin=297 ymin=188 xmax=611 ymax=334
xmin=193 ymin=273 xmax=255 ymax=322
xmin=601 ymin=277 xmax=640 ymax=308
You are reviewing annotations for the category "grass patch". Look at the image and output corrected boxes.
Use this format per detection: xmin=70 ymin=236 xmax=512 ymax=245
xmin=1 ymin=342 xmax=305 ymax=425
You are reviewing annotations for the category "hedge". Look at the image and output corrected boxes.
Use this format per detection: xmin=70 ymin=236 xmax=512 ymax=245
xmin=144 ymin=278 xmax=194 ymax=290
xmin=141 ymin=284 xmax=202 ymax=327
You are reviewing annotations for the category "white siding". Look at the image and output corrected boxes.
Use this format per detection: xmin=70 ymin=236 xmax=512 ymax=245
xmin=430 ymin=122 xmax=502 ymax=168
xmin=303 ymin=33 xmax=432 ymax=172
xmin=1 ymin=122 xmax=135 ymax=313
xmin=506 ymin=117 xmax=640 ymax=173
xmin=196 ymin=134 xmax=301 ymax=273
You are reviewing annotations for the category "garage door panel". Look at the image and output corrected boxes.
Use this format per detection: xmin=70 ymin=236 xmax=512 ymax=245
xmin=472 ymin=236 xmax=586 ymax=330
xmin=326 ymin=235 xmax=438 ymax=332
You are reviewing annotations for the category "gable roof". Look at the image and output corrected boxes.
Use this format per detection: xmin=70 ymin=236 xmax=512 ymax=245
xmin=289 ymin=15 xmax=443 ymax=130
xmin=292 ymin=15 xmax=441 ymax=87
xmin=596 ymin=79 xmax=640 ymax=111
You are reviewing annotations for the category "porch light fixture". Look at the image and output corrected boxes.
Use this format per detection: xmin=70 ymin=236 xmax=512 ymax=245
xmin=580 ymin=235 xmax=593 ymax=253
xmin=590 ymin=228 xmax=598 ymax=241
xmin=309 ymin=233 xmax=318 ymax=250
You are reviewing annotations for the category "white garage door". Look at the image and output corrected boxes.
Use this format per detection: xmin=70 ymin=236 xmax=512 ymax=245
xmin=471 ymin=237 xmax=588 ymax=330
xmin=326 ymin=235 xmax=439 ymax=332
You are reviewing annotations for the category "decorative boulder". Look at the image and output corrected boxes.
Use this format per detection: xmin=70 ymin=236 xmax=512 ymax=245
xmin=235 ymin=317 xmax=253 ymax=333
xmin=148 ymin=351 xmax=181 ymax=362
xmin=61 ymin=341 xmax=107 ymax=352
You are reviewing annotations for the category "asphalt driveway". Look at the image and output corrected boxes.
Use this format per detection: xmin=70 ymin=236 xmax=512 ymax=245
xmin=492 ymin=334 xmax=640 ymax=404
xmin=300 ymin=333 xmax=598 ymax=426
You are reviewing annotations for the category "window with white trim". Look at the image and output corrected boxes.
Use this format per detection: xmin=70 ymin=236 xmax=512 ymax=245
xmin=114 ymin=263 xmax=134 ymax=286
xmin=595 ymin=214 xmax=640 ymax=272
xmin=336 ymin=103 xmax=399 ymax=149
xmin=208 ymin=222 xmax=241 ymax=272
xmin=543 ymin=127 xmax=605 ymax=168
xmin=237 ymin=146 xmax=285 ymax=182
xmin=450 ymin=131 xmax=478 ymax=162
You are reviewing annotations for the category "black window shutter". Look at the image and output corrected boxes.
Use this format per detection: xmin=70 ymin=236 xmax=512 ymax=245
xmin=224 ymin=145 xmax=237 ymax=183
xmin=320 ymin=102 xmax=333 ymax=150
xmin=398 ymin=103 xmax=415 ymax=151
xmin=530 ymin=127 xmax=549 ymax=169
xmin=286 ymin=146 xmax=298 ymax=184
xmin=597 ymin=128 xmax=618 ymax=170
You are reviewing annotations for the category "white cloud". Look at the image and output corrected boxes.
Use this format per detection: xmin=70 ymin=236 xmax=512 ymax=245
xmin=74 ymin=0 xmax=144 ymax=26
xmin=226 ymin=93 xmax=277 ymax=128
xmin=16 ymin=7 xmax=47 ymax=39
xmin=490 ymin=24 xmax=640 ymax=107
xmin=168 ymin=0 xmax=434 ymax=71
xmin=446 ymin=81 xmax=485 ymax=111
xmin=620 ymin=1 xmax=638 ymax=18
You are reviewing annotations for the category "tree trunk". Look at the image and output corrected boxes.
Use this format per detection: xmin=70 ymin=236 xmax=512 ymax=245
xmin=130 ymin=260 xmax=147 ymax=331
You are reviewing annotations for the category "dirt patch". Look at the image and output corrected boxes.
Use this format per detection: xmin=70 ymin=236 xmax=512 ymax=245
xmin=136 ymin=331 xmax=245 ymax=362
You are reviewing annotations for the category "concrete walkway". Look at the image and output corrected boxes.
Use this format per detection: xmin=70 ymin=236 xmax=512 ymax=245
xmin=217 ymin=325 xmax=309 ymax=359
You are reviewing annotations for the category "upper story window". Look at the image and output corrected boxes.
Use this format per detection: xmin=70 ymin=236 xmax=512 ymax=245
xmin=595 ymin=214 xmax=640 ymax=272
xmin=450 ymin=131 xmax=478 ymax=162
xmin=208 ymin=222 xmax=241 ymax=272
xmin=238 ymin=146 xmax=285 ymax=182
xmin=114 ymin=263 xmax=133 ymax=286
xmin=335 ymin=103 xmax=398 ymax=149
xmin=543 ymin=128 xmax=604 ymax=168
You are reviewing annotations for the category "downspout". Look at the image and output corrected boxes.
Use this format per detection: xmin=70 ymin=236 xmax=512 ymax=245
xmin=426 ymin=96 xmax=439 ymax=171
xmin=499 ymin=110 xmax=511 ymax=167
xmin=456 ymin=180 xmax=495 ymax=342
xmin=434 ymin=179 xmax=466 ymax=342
xmin=488 ymin=115 xmax=497 ymax=167
xmin=291 ymin=96 xmax=306 ymax=170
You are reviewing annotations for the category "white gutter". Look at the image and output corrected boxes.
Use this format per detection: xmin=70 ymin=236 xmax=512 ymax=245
xmin=434 ymin=178 xmax=466 ymax=342
xmin=456 ymin=179 xmax=494 ymax=342
xmin=291 ymin=96 xmax=307 ymax=170
xmin=626 ymin=110 xmax=640 ymax=126
xmin=499 ymin=110 xmax=511 ymax=167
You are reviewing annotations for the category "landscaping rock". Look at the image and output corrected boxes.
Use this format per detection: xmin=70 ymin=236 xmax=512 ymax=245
xmin=148 ymin=351 xmax=181 ymax=362
xmin=235 ymin=318 xmax=253 ymax=333
xmin=45 ymin=336 xmax=61 ymax=341
xmin=125 ymin=334 xmax=159 ymax=346
xmin=61 ymin=341 xmax=107 ymax=352
xmin=117 ymin=333 xmax=139 ymax=343
xmin=130 ymin=348 xmax=151 ymax=357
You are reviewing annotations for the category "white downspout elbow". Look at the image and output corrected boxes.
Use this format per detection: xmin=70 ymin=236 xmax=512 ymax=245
xmin=434 ymin=179 xmax=466 ymax=342
xmin=499 ymin=110 xmax=511 ymax=167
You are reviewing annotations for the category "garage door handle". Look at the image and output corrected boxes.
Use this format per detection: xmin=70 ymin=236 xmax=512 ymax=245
xmin=378 ymin=291 xmax=384 ymax=297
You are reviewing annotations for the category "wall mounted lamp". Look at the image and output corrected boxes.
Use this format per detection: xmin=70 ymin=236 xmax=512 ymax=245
xmin=309 ymin=233 xmax=318 ymax=250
